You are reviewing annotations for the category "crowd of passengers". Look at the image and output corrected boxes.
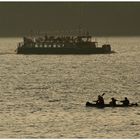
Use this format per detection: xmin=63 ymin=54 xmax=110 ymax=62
xmin=23 ymin=35 xmax=92 ymax=45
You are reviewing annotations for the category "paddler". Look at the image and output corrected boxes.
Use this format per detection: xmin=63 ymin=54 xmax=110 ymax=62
xmin=96 ymin=95 xmax=104 ymax=106
xmin=109 ymin=97 xmax=117 ymax=106
xmin=120 ymin=97 xmax=130 ymax=106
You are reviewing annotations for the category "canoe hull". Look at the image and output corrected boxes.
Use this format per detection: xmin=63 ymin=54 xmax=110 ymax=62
xmin=86 ymin=102 xmax=138 ymax=108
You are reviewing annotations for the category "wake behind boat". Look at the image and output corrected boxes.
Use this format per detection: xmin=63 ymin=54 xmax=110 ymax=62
xmin=86 ymin=101 xmax=138 ymax=108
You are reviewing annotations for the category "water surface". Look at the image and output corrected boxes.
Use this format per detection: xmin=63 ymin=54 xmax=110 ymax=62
xmin=0 ymin=37 xmax=140 ymax=138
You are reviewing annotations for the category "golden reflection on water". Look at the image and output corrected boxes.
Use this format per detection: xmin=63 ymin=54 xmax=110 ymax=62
xmin=0 ymin=37 xmax=140 ymax=138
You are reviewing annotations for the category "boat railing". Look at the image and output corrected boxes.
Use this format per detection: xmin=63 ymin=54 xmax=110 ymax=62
xmin=19 ymin=41 xmax=99 ymax=49
xmin=18 ymin=42 xmax=24 ymax=47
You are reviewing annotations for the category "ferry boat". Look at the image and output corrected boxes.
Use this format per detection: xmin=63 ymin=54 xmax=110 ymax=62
xmin=16 ymin=33 xmax=114 ymax=54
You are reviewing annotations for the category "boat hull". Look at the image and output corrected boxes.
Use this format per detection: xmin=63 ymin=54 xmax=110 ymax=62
xmin=86 ymin=101 xmax=138 ymax=108
xmin=17 ymin=47 xmax=114 ymax=54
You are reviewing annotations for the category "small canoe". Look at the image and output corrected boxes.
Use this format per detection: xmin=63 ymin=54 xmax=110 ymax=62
xmin=86 ymin=101 xmax=138 ymax=108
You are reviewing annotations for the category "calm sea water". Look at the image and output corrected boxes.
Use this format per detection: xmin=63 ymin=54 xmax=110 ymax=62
xmin=0 ymin=37 xmax=140 ymax=138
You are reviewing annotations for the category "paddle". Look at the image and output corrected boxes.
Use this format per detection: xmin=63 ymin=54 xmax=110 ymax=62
xmin=92 ymin=93 xmax=105 ymax=102
xmin=102 ymin=93 xmax=105 ymax=96
xmin=130 ymin=103 xmax=138 ymax=106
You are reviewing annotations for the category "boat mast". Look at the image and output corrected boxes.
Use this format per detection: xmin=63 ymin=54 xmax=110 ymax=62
xmin=78 ymin=3 xmax=89 ymax=36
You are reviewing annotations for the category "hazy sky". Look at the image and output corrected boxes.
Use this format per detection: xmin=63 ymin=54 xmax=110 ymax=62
xmin=0 ymin=2 xmax=140 ymax=36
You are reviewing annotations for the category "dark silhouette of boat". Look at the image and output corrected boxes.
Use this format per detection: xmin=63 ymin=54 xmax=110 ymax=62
xmin=16 ymin=34 xmax=114 ymax=54
xmin=86 ymin=101 xmax=138 ymax=108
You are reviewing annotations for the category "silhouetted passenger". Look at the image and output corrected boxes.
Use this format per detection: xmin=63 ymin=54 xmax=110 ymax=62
xmin=120 ymin=97 xmax=130 ymax=106
xmin=96 ymin=95 xmax=104 ymax=106
xmin=109 ymin=97 xmax=117 ymax=106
